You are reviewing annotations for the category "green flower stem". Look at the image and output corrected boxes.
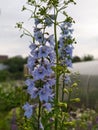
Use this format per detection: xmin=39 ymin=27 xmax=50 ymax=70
xmin=62 ymin=74 xmax=65 ymax=102
xmin=54 ymin=12 xmax=59 ymax=103
xmin=38 ymin=100 xmax=41 ymax=130
xmin=22 ymin=27 xmax=34 ymax=39
xmin=67 ymin=90 xmax=72 ymax=112
xmin=38 ymin=80 xmax=42 ymax=130
xmin=54 ymin=8 xmax=59 ymax=130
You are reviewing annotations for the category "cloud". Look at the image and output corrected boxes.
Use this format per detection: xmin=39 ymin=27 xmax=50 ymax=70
xmin=0 ymin=0 xmax=98 ymax=58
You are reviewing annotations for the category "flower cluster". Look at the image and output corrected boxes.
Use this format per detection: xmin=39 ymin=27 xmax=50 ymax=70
xmin=18 ymin=0 xmax=77 ymax=129
xmin=23 ymin=18 xmax=56 ymax=119
xmin=59 ymin=22 xmax=74 ymax=67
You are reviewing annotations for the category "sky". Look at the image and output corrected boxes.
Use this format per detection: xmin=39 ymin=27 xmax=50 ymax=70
xmin=0 ymin=0 xmax=98 ymax=58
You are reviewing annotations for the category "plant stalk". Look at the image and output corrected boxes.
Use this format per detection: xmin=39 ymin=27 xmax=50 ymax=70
xmin=38 ymin=99 xmax=41 ymax=130
xmin=54 ymin=8 xmax=59 ymax=130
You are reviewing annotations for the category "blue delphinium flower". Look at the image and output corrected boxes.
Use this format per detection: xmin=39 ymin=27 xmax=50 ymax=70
xmin=32 ymin=66 xmax=47 ymax=80
xmin=43 ymin=60 xmax=53 ymax=76
xmin=34 ymin=28 xmax=44 ymax=43
xmin=29 ymin=42 xmax=37 ymax=51
xmin=35 ymin=18 xmax=41 ymax=26
xmin=60 ymin=22 xmax=73 ymax=37
xmin=27 ymin=56 xmax=37 ymax=72
xmin=45 ymin=78 xmax=56 ymax=87
xmin=25 ymin=78 xmax=35 ymax=88
xmin=58 ymin=45 xmax=73 ymax=67
xmin=31 ymin=49 xmax=39 ymax=59
xmin=28 ymin=86 xmax=38 ymax=99
xmin=65 ymin=58 xmax=72 ymax=67
xmin=23 ymin=102 xmax=33 ymax=118
xmin=38 ymin=45 xmax=51 ymax=58
xmin=59 ymin=36 xmax=65 ymax=48
xmin=39 ymin=85 xmax=53 ymax=102
xmin=65 ymin=45 xmax=74 ymax=58
xmin=47 ymin=35 xmax=55 ymax=48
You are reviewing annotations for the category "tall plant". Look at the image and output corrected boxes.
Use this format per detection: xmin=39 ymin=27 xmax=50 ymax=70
xmin=16 ymin=0 xmax=77 ymax=129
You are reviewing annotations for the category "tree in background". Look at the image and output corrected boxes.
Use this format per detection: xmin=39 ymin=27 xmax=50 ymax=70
xmin=72 ymin=56 xmax=81 ymax=63
xmin=82 ymin=54 xmax=94 ymax=61
xmin=1 ymin=56 xmax=27 ymax=80
xmin=72 ymin=54 xmax=94 ymax=63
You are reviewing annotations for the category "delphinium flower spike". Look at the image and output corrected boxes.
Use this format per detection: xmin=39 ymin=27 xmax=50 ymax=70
xmin=59 ymin=21 xmax=74 ymax=67
xmin=23 ymin=15 xmax=56 ymax=126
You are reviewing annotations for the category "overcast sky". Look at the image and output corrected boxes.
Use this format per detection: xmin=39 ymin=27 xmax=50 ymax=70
xmin=0 ymin=0 xmax=98 ymax=58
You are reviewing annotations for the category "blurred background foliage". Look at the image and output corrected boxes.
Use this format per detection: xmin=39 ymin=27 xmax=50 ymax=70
xmin=0 ymin=81 xmax=27 ymax=130
xmin=0 ymin=56 xmax=27 ymax=81
xmin=0 ymin=54 xmax=98 ymax=129
xmin=72 ymin=54 xmax=94 ymax=63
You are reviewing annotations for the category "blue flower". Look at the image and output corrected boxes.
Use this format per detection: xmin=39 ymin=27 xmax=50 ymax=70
xmin=27 ymin=86 xmax=38 ymax=99
xmin=43 ymin=61 xmax=53 ymax=76
xmin=22 ymin=102 xmax=33 ymax=118
xmin=31 ymin=49 xmax=39 ymax=59
xmin=45 ymin=78 xmax=56 ymax=87
xmin=32 ymin=66 xmax=47 ymax=80
xmin=47 ymin=35 xmax=55 ymax=47
xmin=66 ymin=22 xmax=72 ymax=27
xmin=25 ymin=78 xmax=35 ymax=88
xmin=69 ymin=29 xmax=74 ymax=34
xmin=65 ymin=45 xmax=74 ymax=58
xmin=65 ymin=58 xmax=72 ymax=67
xmin=34 ymin=29 xmax=44 ymax=43
xmin=49 ymin=51 xmax=56 ymax=63
xmin=29 ymin=42 xmax=37 ymax=51
xmin=39 ymin=85 xmax=53 ymax=102
xmin=60 ymin=22 xmax=73 ymax=37
xmin=43 ymin=103 xmax=52 ymax=112
xmin=59 ymin=36 xmax=65 ymax=47
xmin=61 ymin=22 xmax=72 ymax=29
xmin=35 ymin=18 xmax=41 ymax=25
xmin=27 ymin=56 xmax=37 ymax=71
xmin=38 ymin=46 xmax=51 ymax=58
